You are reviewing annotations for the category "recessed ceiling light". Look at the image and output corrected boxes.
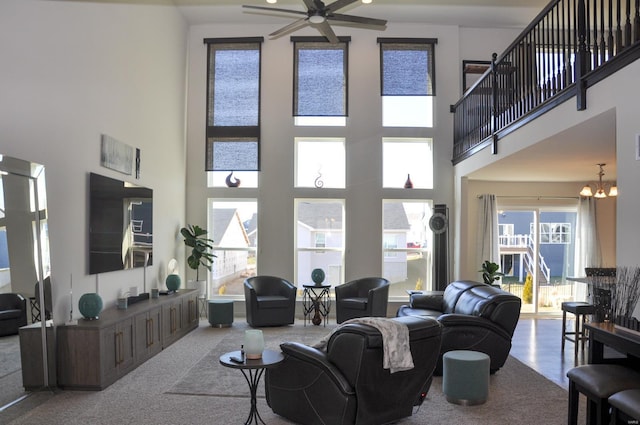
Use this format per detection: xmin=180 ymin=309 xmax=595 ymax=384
xmin=362 ymin=0 xmax=372 ymax=4
xmin=267 ymin=0 xmax=277 ymax=4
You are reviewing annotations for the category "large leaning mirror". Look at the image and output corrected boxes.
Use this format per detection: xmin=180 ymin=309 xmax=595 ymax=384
xmin=0 ymin=155 xmax=53 ymax=405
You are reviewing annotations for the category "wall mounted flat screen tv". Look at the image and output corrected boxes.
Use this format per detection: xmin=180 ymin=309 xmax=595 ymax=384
xmin=89 ymin=172 xmax=153 ymax=274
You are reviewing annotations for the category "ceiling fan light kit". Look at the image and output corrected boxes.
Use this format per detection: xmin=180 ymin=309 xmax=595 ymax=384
xmin=244 ymin=0 xmax=387 ymax=43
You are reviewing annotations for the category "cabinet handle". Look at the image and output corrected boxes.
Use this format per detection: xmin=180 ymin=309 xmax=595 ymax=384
xmin=148 ymin=317 xmax=154 ymax=347
xmin=115 ymin=331 xmax=124 ymax=365
xmin=189 ymin=299 xmax=195 ymax=321
xmin=170 ymin=307 xmax=176 ymax=333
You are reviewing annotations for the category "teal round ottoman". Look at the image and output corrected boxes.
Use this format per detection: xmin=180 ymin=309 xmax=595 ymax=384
xmin=442 ymin=350 xmax=490 ymax=405
xmin=208 ymin=299 xmax=234 ymax=328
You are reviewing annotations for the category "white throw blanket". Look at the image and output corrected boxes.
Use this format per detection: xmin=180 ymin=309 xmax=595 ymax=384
xmin=313 ymin=317 xmax=414 ymax=373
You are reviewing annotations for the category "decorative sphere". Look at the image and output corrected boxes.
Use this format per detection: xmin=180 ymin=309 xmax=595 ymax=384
xmin=311 ymin=268 xmax=325 ymax=286
xmin=78 ymin=293 xmax=103 ymax=320
xmin=166 ymin=274 xmax=181 ymax=291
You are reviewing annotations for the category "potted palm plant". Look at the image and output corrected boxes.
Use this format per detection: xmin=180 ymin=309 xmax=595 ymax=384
xmin=181 ymin=225 xmax=216 ymax=292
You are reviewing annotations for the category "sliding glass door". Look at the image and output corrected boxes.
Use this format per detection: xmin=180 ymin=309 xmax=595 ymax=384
xmin=498 ymin=204 xmax=578 ymax=314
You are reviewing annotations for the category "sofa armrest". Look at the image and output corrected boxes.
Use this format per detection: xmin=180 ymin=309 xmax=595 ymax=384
xmin=410 ymin=294 xmax=444 ymax=311
xmin=280 ymin=342 xmax=353 ymax=394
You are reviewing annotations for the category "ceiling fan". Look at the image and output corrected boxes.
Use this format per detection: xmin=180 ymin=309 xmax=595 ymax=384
xmin=242 ymin=0 xmax=387 ymax=44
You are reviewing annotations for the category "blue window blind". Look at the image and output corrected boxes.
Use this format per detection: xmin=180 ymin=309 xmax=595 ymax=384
xmin=293 ymin=37 xmax=350 ymax=117
xmin=378 ymin=39 xmax=437 ymax=96
xmin=205 ymin=38 xmax=263 ymax=171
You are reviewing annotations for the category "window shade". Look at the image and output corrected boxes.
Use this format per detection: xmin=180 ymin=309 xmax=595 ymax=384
xmin=204 ymin=38 xmax=263 ymax=171
xmin=293 ymin=37 xmax=350 ymax=117
xmin=378 ymin=39 xmax=437 ymax=96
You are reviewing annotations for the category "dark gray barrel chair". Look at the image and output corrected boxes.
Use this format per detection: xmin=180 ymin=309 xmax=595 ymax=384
xmin=335 ymin=277 xmax=389 ymax=324
xmin=0 ymin=293 xmax=28 ymax=336
xmin=243 ymin=275 xmax=296 ymax=327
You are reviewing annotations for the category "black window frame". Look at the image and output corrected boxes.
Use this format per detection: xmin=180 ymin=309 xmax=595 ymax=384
xmin=204 ymin=37 xmax=264 ymax=172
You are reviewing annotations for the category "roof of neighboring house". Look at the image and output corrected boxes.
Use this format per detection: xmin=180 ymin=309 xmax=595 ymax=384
xmin=211 ymin=208 xmax=244 ymax=243
xmin=297 ymin=202 xmax=410 ymax=230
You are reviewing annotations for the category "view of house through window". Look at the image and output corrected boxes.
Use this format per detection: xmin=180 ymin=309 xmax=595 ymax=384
xmin=497 ymin=208 xmax=579 ymax=314
xmin=208 ymin=200 xmax=257 ymax=297
xmin=295 ymin=199 xmax=345 ymax=290
xmin=383 ymin=200 xmax=433 ymax=298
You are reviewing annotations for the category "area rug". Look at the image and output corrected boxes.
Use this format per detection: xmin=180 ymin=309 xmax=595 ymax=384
xmin=167 ymin=322 xmax=581 ymax=425
xmin=166 ymin=321 xmax=336 ymax=397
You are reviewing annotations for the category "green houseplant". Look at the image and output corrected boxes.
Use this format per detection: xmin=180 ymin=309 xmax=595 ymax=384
xmin=180 ymin=224 xmax=216 ymax=281
xmin=479 ymin=260 xmax=504 ymax=286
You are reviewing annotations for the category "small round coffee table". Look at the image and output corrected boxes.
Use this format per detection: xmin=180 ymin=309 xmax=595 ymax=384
xmin=219 ymin=349 xmax=284 ymax=425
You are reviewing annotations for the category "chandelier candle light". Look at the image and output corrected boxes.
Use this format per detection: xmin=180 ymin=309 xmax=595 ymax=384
xmin=579 ymin=163 xmax=618 ymax=198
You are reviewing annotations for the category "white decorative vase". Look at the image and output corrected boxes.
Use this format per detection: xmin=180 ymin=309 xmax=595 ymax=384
xmin=244 ymin=330 xmax=264 ymax=359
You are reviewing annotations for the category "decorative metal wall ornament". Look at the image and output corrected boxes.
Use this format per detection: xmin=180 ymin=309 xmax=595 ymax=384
xmin=314 ymin=170 xmax=324 ymax=188
xmin=225 ymin=171 xmax=241 ymax=187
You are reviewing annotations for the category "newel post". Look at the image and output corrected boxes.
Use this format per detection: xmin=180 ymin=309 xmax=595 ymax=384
xmin=575 ymin=0 xmax=588 ymax=110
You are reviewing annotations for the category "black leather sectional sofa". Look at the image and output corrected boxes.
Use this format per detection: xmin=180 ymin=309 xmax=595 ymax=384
xmin=397 ymin=280 xmax=522 ymax=374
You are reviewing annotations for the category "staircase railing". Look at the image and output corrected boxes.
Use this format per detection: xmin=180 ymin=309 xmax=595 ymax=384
xmin=452 ymin=0 xmax=640 ymax=164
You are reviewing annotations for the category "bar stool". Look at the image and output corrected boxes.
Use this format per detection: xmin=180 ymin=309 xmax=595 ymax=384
xmin=567 ymin=364 xmax=640 ymax=425
xmin=609 ymin=389 xmax=640 ymax=424
xmin=561 ymin=301 xmax=596 ymax=357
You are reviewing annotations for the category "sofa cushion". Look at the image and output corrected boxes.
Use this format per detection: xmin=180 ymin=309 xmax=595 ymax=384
xmin=340 ymin=297 xmax=368 ymax=310
xmin=0 ymin=309 xmax=23 ymax=320
xmin=256 ymin=295 xmax=291 ymax=309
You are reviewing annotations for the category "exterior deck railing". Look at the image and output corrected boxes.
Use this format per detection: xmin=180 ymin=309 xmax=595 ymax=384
xmin=452 ymin=0 xmax=640 ymax=164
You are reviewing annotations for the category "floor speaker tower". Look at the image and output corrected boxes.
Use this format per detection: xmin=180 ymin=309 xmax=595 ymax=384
xmin=429 ymin=204 xmax=449 ymax=291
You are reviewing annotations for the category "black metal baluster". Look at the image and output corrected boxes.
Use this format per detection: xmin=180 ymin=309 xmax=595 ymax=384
xmin=625 ymin=0 xmax=632 ymax=46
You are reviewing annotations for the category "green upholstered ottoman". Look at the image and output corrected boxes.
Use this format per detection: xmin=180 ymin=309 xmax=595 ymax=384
xmin=208 ymin=299 xmax=234 ymax=328
xmin=442 ymin=350 xmax=490 ymax=405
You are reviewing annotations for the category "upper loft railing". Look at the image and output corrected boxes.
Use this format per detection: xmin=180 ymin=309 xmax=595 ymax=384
xmin=451 ymin=0 xmax=640 ymax=164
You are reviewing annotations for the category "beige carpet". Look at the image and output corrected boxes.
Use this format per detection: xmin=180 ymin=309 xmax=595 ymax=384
xmin=3 ymin=320 xmax=583 ymax=425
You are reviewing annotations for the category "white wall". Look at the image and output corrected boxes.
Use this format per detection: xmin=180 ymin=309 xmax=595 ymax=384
xmin=0 ymin=0 xmax=188 ymax=321
xmin=185 ymin=21 xmax=515 ymax=288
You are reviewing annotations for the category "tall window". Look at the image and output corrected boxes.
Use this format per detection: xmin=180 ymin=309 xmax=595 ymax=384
xmin=293 ymin=37 xmax=349 ymax=126
xmin=205 ymin=38 xmax=263 ymax=186
xmin=382 ymin=200 xmax=433 ymax=297
xmin=378 ymin=38 xmax=437 ymax=127
xmin=295 ymin=199 xmax=345 ymax=288
xmin=208 ymin=200 xmax=258 ymax=297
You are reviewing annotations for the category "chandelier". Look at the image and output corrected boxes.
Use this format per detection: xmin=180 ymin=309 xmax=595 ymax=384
xmin=579 ymin=163 xmax=618 ymax=198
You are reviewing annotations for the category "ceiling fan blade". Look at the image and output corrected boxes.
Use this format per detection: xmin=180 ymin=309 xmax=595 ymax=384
xmin=269 ymin=18 xmax=310 ymax=39
xmin=328 ymin=13 xmax=387 ymax=28
xmin=326 ymin=0 xmax=359 ymax=13
xmin=314 ymin=20 xmax=339 ymax=44
xmin=302 ymin=0 xmax=322 ymax=11
xmin=242 ymin=5 xmax=308 ymax=17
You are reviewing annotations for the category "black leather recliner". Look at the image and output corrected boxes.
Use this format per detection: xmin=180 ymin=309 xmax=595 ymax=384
xmin=243 ymin=276 xmax=296 ymax=327
xmin=397 ymin=280 xmax=521 ymax=373
xmin=266 ymin=316 xmax=442 ymax=425
xmin=335 ymin=277 xmax=389 ymax=324
xmin=0 ymin=293 xmax=28 ymax=336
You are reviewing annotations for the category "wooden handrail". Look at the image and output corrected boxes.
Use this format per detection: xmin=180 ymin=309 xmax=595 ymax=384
xmin=452 ymin=0 xmax=640 ymax=165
